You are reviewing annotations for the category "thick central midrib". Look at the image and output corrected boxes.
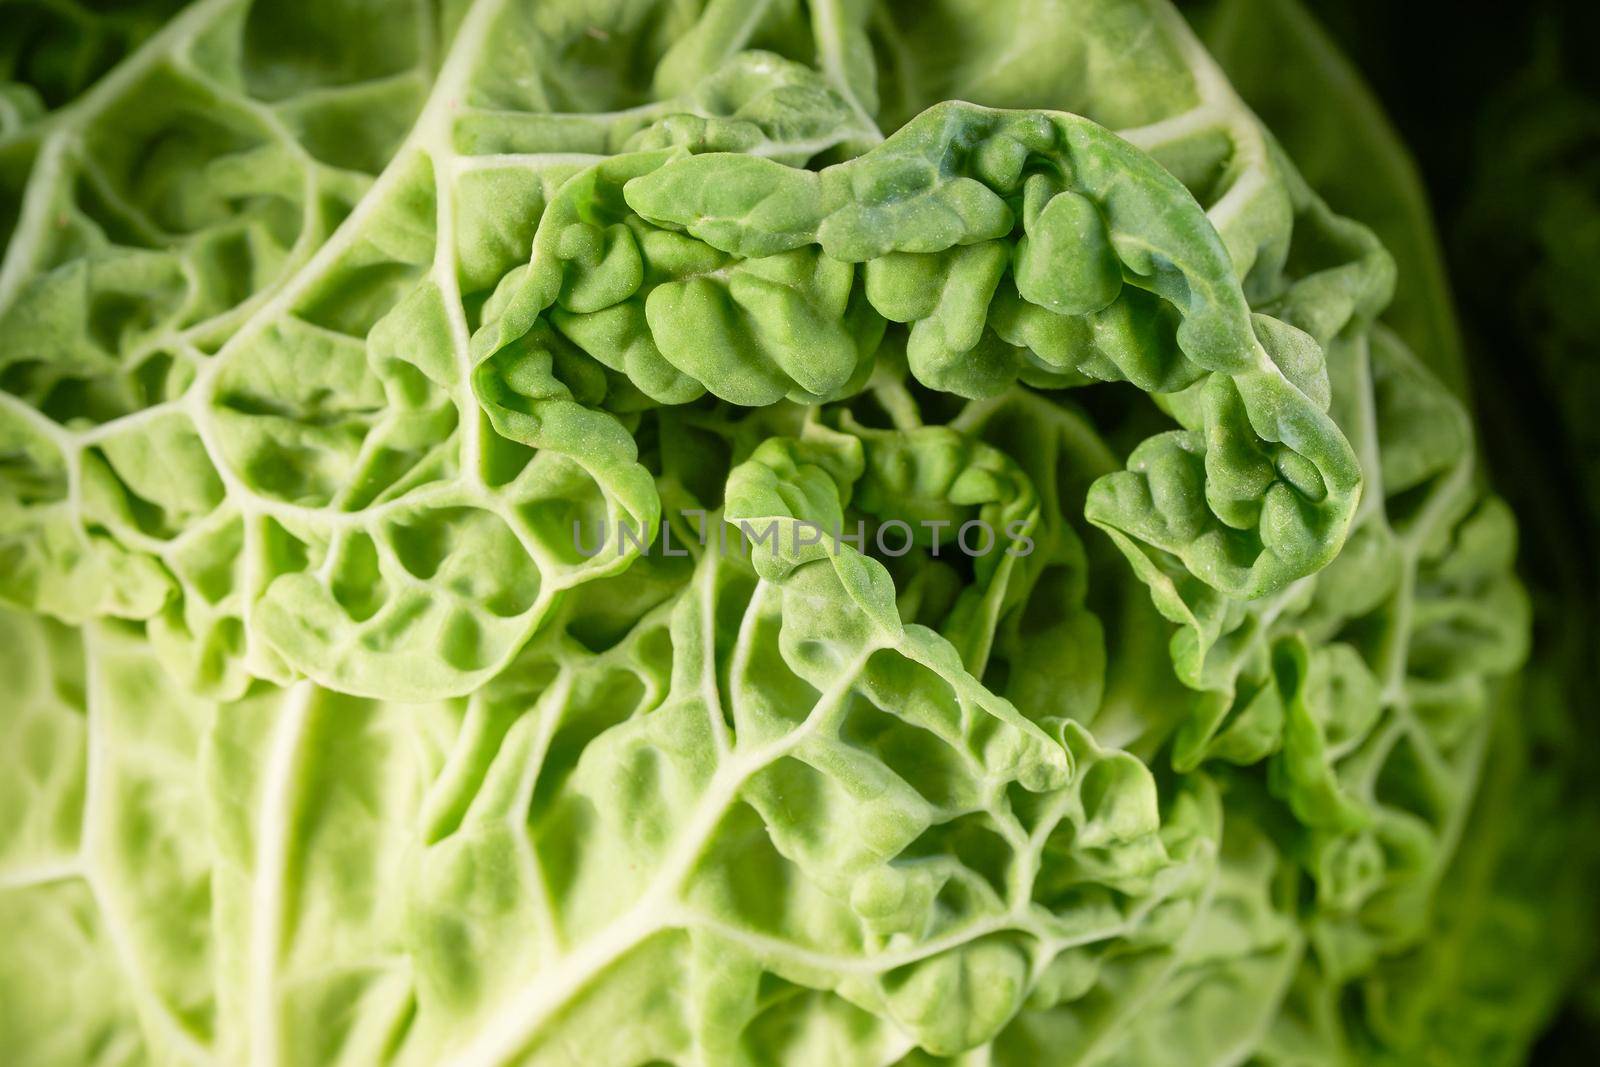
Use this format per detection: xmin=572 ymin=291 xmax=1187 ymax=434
xmin=248 ymin=682 xmax=315 ymax=1067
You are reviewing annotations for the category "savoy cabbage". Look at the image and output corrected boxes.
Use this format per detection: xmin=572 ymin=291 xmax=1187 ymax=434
xmin=0 ymin=0 xmax=1591 ymax=1064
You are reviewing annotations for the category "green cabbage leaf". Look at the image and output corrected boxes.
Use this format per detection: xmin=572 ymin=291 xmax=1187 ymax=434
xmin=0 ymin=1 xmax=1572 ymax=1064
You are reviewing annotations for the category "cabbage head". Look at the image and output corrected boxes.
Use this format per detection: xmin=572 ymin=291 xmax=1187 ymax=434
xmin=0 ymin=0 xmax=1591 ymax=1064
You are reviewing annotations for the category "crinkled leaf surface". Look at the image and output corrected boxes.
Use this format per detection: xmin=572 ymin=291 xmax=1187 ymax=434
xmin=0 ymin=0 xmax=1568 ymax=1064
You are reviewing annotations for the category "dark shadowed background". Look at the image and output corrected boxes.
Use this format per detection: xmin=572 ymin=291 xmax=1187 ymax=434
xmin=1305 ymin=2 xmax=1599 ymax=1060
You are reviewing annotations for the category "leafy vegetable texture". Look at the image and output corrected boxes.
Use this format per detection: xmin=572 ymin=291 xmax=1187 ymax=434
xmin=0 ymin=0 xmax=1584 ymax=1064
